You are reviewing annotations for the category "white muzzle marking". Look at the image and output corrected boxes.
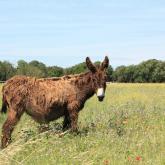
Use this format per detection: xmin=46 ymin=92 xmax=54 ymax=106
xmin=97 ymin=88 xmax=104 ymax=97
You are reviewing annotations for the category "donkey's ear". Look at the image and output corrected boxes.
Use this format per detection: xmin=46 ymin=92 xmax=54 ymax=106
xmin=86 ymin=57 xmax=96 ymax=73
xmin=101 ymin=56 xmax=109 ymax=70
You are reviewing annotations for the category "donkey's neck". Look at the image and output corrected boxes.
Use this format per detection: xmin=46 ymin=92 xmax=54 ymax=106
xmin=70 ymin=72 xmax=95 ymax=100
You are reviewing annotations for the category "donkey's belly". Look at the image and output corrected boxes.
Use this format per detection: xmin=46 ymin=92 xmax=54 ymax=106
xmin=26 ymin=106 xmax=65 ymax=123
xmin=45 ymin=107 xmax=65 ymax=122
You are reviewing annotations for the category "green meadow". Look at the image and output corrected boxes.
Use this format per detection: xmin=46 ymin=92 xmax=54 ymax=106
xmin=0 ymin=83 xmax=165 ymax=165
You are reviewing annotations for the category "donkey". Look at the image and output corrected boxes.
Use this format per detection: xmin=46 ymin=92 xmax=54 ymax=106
xmin=1 ymin=56 xmax=109 ymax=148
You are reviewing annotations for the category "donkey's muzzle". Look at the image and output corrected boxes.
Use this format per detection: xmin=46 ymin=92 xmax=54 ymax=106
xmin=97 ymin=88 xmax=105 ymax=102
xmin=98 ymin=96 xmax=104 ymax=102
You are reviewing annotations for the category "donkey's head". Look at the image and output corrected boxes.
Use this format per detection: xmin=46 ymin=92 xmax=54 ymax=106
xmin=86 ymin=56 xmax=109 ymax=102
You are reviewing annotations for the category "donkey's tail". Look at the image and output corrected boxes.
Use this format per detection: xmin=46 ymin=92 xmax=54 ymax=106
xmin=1 ymin=84 xmax=8 ymax=114
xmin=1 ymin=101 xmax=7 ymax=114
xmin=1 ymin=94 xmax=8 ymax=114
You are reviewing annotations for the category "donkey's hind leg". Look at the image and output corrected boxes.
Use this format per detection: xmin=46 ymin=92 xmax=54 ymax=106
xmin=1 ymin=108 xmax=23 ymax=149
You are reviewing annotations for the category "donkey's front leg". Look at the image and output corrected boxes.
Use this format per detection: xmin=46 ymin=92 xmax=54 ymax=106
xmin=70 ymin=111 xmax=78 ymax=132
xmin=68 ymin=102 xmax=79 ymax=132
xmin=63 ymin=114 xmax=71 ymax=131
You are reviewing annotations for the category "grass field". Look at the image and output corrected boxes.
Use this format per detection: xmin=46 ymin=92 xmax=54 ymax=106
xmin=0 ymin=83 xmax=165 ymax=165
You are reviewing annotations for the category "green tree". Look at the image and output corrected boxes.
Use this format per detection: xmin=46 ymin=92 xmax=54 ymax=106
xmin=112 ymin=66 xmax=127 ymax=82
xmin=107 ymin=65 xmax=113 ymax=81
xmin=133 ymin=59 xmax=161 ymax=83
xmin=47 ymin=66 xmax=64 ymax=77
xmin=0 ymin=61 xmax=16 ymax=81
xmin=29 ymin=60 xmax=47 ymax=77
xmin=152 ymin=61 xmax=165 ymax=82
xmin=65 ymin=62 xmax=87 ymax=75
xmin=17 ymin=60 xmax=28 ymax=75
xmin=17 ymin=60 xmax=45 ymax=78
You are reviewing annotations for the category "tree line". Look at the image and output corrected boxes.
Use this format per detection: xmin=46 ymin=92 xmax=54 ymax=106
xmin=0 ymin=59 xmax=165 ymax=82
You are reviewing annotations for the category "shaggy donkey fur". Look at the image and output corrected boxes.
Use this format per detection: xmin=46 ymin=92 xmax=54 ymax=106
xmin=1 ymin=56 xmax=109 ymax=148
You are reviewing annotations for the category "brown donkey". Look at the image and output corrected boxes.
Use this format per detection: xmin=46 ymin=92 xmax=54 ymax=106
xmin=1 ymin=56 xmax=109 ymax=148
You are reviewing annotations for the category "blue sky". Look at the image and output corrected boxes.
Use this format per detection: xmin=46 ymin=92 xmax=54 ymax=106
xmin=0 ymin=0 xmax=165 ymax=67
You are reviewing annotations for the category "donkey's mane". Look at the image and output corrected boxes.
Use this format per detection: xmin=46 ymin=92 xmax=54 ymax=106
xmin=39 ymin=71 xmax=91 ymax=82
xmin=38 ymin=71 xmax=93 ymax=89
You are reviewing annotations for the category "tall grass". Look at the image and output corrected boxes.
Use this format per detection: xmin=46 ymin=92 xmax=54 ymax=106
xmin=0 ymin=84 xmax=165 ymax=165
